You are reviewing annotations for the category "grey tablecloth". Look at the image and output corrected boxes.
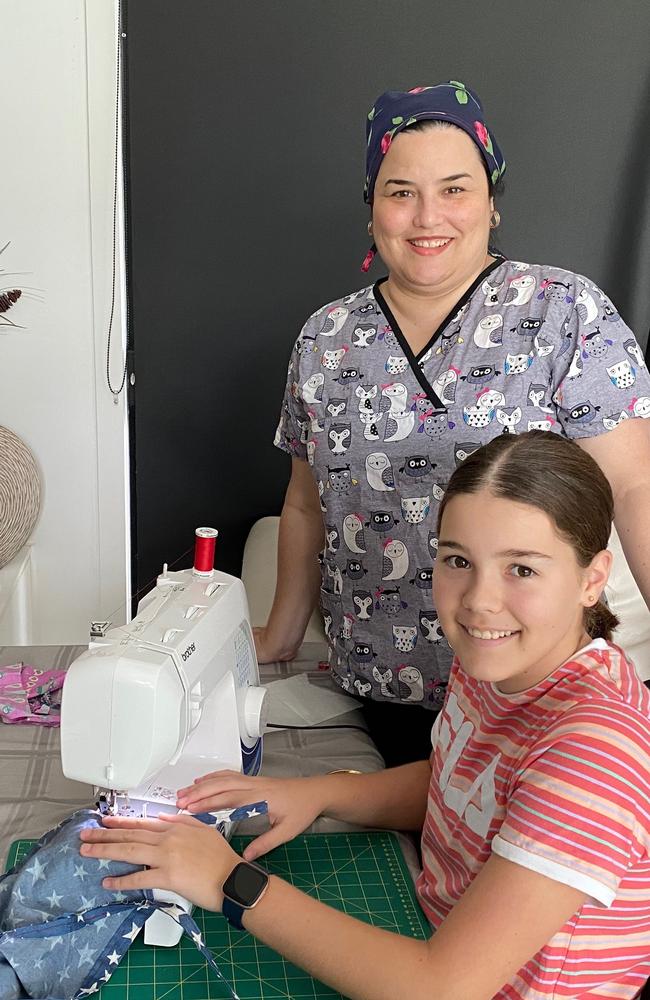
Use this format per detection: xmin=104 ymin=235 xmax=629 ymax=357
xmin=0 ymin=643 xmax=420 ymax=874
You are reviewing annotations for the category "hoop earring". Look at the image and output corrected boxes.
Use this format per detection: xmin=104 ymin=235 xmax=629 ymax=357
xmin=367 ymin=220 xmax=373 ymax=237
xmin=490 ymin=210 xmax=501 ymax=230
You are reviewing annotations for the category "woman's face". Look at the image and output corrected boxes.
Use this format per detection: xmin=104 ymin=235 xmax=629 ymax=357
xmin=371 ymin=126 xmax=493 ymax=296
xmin=432 ymin=491 xmax=610 ymax=693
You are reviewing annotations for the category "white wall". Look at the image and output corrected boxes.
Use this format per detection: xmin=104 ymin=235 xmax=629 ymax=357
xmin=1 ymin=0 xmax=129 ymax=643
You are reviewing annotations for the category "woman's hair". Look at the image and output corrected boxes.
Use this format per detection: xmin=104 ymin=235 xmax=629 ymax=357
xmin=401 ymin=119 xmax=505 ymax=198
xmin=437 ymin=431 xmax=618 ymax=640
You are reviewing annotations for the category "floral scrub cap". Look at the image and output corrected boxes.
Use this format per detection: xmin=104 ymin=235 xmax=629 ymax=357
xmin=364 ymin=80 xmax=506 ymax=204
xmin=0 ymin=808 xmax=264 ymax=999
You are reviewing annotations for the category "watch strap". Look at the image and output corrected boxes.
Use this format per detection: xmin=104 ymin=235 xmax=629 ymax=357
xmin=222 ymin=895 xmax=246 ymax=931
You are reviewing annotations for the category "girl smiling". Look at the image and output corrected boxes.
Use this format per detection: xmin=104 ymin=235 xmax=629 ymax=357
xmin=81 ymin=432 xmax=650 ymax=999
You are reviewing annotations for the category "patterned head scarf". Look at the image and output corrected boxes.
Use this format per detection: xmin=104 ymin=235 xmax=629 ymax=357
xmin=364 ymin=80 xmax=506 ymax=204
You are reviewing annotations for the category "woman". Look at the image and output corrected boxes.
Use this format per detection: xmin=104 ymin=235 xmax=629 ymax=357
xmin=82 ymin=432 xmax=650 ymax=1000
xmin=260 ymin=81 xmax=650 ymax=766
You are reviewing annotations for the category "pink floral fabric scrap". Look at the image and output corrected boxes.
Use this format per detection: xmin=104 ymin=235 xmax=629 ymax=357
xmin=0 ymin=663 xmax=65 ymax=726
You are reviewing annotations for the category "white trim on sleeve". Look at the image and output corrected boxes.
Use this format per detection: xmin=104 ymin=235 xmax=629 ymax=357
xmin=491 ymin=835 xmax=616 ymax=906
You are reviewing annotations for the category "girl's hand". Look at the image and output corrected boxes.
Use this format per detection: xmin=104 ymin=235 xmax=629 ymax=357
xmin=253 ymin=626 xmax=299 ymax=663
xmin=79 ymin=813 xmax=239 ymax=911
xmin=177 ymin=770 xmax=326 ymax=861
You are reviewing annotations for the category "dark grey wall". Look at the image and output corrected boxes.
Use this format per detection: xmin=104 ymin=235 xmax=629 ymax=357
xmin=123 ymin=0 xmax=650 ymax=591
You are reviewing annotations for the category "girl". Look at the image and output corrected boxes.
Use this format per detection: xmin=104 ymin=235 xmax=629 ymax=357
xmin=81 ymin=432 xmax=650 ymax=1000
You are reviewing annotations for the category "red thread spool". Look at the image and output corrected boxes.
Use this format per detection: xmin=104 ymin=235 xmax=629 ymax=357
xmin=193 ymin=527 xmax=218 ymax=576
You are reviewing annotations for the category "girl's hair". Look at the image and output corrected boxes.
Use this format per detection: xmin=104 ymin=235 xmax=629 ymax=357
xmin=437 ymin=431 xmax=618 ymax=640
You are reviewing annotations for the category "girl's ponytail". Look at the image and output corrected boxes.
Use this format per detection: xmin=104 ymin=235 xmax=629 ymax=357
xmin=585 ymin=599 xmax=619 ymax=641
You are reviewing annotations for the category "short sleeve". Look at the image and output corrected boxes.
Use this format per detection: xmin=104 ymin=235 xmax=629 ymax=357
xmin=492 ymin=704 xmax=650 ymax=905
xmin=551 ymin=279 xmax=650 ymax=438
xmin=273 ymin=339 xmax=310 ymax=460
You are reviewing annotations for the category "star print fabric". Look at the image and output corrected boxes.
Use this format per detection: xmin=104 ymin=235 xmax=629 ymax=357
xmin=0 ymin=810 xmax=240 ymax=1000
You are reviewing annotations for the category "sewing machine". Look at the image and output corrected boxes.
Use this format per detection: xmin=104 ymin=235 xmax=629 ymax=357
xmin=61 ymin=528 xmax=268 ymax=945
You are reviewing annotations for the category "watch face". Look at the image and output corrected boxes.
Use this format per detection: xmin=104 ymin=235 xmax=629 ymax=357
xmin=223 ymin=863 xmax=268 ymax=908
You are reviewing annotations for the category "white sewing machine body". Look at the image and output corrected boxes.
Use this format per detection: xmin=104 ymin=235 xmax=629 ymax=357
xmin=61 ymin=552 xmax=268 ymax=946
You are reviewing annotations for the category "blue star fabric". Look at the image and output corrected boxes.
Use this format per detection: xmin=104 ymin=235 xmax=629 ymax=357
xmin=0 ymin=806 xmax=267 ymax=999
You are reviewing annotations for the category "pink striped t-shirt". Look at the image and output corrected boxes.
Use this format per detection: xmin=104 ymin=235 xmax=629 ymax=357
xmin=417 ymin=639 xmax=650 ymax=999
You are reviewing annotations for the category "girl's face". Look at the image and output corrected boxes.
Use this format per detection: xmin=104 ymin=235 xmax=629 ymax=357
xmin=432 ymin=491 xmax=611 ymax=693
xmin=371 ymin=126 xmax=492 ymax=297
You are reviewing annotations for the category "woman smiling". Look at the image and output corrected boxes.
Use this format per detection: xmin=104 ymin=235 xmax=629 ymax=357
xmin=260 ymin=81 xmax=650 ymax=767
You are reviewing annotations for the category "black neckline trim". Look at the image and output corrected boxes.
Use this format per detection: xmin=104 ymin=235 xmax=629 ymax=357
xmin=373 ymin=256 xmax=506 ymax=410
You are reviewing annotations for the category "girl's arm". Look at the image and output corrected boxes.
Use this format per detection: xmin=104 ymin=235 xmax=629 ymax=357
xmin=246 ymin=854 xmax=586 ymax=1000
xmin=176 ymin=762 xmax=431 ymax=859
xmin=80 ymin=818 xmax=587 ymax=1000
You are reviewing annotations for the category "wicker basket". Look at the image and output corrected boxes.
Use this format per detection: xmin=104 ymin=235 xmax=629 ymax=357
xmin=0 ymin=426 xmax=41 ymax=569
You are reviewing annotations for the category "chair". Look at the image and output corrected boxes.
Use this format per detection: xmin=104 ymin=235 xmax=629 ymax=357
xmin=241 ymin=516 xmax=325 ymax=641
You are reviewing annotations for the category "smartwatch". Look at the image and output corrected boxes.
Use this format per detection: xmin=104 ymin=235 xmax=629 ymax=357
xmin=222 ymin=860 xmax=269 ymax=930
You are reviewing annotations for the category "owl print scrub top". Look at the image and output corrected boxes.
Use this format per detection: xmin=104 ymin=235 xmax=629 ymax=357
xmin=274 ymin=258 xmax=650 ymax=709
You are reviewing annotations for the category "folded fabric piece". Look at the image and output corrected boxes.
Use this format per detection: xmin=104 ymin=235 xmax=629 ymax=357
xmin=0 ymin=810 xmax=245 ymax=1000
xmin=0 ymin=664 xmax=65 ymax=726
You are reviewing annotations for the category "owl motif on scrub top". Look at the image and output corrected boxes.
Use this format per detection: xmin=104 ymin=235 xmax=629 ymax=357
xmin=343 ymin=513 xmax=366 ymax=553
xmin=454 ymin=442 xmax=480 ymax=466
xmin=463 ymin=403 xmax=494 ymax=429
xmin=392 ymin=625 xmax=418 ymax=653
xmin=419 ymin=410 xmax=453 ymax=441
xmin=355 ymin=384 xmax=379 ymax=412
xmin=397 ymin=665 xmax=424 ymax=701
xmin=344 ymin=558 xmax=368 ymax=581
xmin=327 ymin=466 xmax=358 ymax=495
xmin=400 ymin=497 xmax=430 ymax=525
xmin=351 ymin=641 xmax=378 ymax=664
xmin=510 ymin=316 xmax=542 ymax=338
xmin=353 ymin=589 xmax=374 ymax=620
xmin=504 ymin=274 xmax=536 ymax=307
xmin=399 ymin=455 xmax=435 ymax=483
xmin=375 ymin=588 xmax=407 ymax=617
xmin=384 ymin=355 xmax=409 ymax=376
xmin=365 ymin=452 xmax=395 ymax=491
xmin=382 ymin=539 xmax=409 ymax=580
xmin=321 ymin=347 xmax=348 ymax=372
xmin=472 ymin=314 xmax=503 ymax=349
xmin=320 ymin=306 xmax=349 ymax=336
xmin=327 ymin=423 xmax=351 ymax=455
xmin=419 ymin=612 xmax=445 ymax=643
xmin=607 ymin=360 xmax=636 ymax=389
xmin=410 ymin=567 xmax=433 ymax=590
xmin=496 ymin=406 xmax=522 ymax=434
xmin=623 ymin=338 xmax=645 ymax=369
xmin=367 ymin=510 xmax=398 ymax=533
xmin=563 ymin=401 xmax=600 ymax=428
xmin=372 ymin=665 xmax=397 ymax=699
xmin=324 ymin=524 xmax=340 ymax=554
xmin=326 ymin=397 xmax=348 ymax=418
xmin=302 ymin=373 xmax=324 ymax=405
xmin=602 ymin=410 xmax=629 ymax=431
xmin=504 ymin=352 xmax=534 ymax=376
xmin=581 ymin=329 xmax=611 ymax=360
xmin=351 ymin=324 xmax=377 ymax=348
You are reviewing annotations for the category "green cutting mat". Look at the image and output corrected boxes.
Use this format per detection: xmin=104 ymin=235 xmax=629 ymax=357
xmin=7 ymin=831 xmax=430 ymax=1000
